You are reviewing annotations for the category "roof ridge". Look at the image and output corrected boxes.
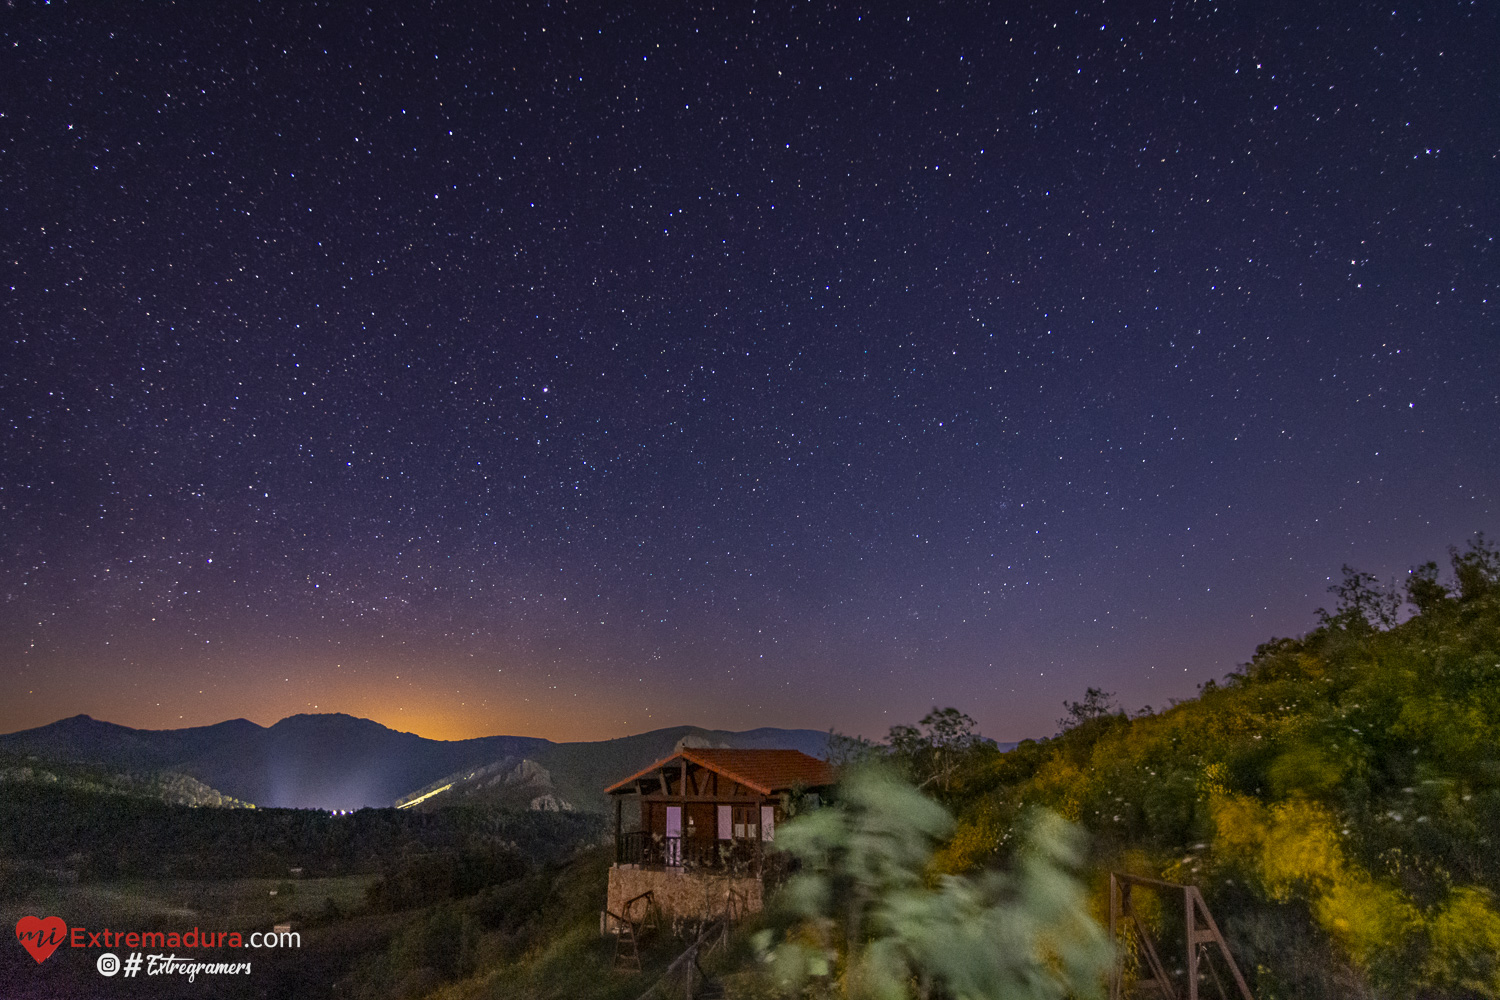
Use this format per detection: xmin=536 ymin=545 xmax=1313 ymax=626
xmin=604 ymin=747 xmax=835 ymax=796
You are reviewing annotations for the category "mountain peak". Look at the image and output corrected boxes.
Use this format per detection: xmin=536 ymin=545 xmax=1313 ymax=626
xmin=270 ymin=716 xmax=399 ymax=731
xmin=42 ymin=713 xmax=128 ymax=733
xmin=274 ymin=711 xmax=370 ymax=724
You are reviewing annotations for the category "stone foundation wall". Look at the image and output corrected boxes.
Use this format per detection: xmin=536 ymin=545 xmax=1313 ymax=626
xmin=604 ymin=866 xmax=763 ymax=931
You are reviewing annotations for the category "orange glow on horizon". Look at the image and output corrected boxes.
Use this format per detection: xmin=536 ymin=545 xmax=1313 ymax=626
xmin=0 ymin=645 xmax=831 ymax=743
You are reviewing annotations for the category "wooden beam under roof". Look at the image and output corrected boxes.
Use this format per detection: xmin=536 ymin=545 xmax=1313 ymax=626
xmin=634 ymin=792 xmax=777 ymax=803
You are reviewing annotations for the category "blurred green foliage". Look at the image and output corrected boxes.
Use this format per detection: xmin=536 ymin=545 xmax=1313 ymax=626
xmin=755 ymin=766 xmax=1110 ymax=999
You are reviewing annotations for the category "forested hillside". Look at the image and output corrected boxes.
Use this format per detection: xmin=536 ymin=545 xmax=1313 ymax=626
xmin=0 ymin=785 xmax=602 ymax=881
xmin=912 ymin=535 xmax=1500 ymax=998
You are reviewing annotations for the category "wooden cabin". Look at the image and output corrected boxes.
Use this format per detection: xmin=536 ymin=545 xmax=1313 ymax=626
xmin=603 ymin=748 xmax=835 ymax=926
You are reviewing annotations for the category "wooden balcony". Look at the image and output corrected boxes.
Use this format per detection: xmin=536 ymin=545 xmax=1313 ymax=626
xmin=615 ymin=831 xmax=769 ymax=875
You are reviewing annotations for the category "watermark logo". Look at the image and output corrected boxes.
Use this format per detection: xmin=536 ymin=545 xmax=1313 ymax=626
xmin=15 ymin=915 xmax=67 ymax=964
xmin=99 ymin=952 xmax=248 ymax=981
xmin=96 ymin=952 xmax=144 ymax=976
xmin=19 ymin=914 xmax=283 ymax=979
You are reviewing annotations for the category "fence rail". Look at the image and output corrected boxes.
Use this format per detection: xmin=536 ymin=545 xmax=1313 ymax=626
xmin=1109 ymin=873 xmax=1254 ymax=1000
xmin=616 ymin=831 xmax=763 ymax=873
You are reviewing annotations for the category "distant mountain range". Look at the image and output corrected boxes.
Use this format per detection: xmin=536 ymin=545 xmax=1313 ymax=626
xmin=0 ymin=713 xmax=829 ymax=812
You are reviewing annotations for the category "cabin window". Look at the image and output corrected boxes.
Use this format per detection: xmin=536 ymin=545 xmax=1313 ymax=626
xmin=762 ymin=805 xmax=775 ymax=841
xmin=717 ymin=804 xmax=732 ymax=840
xmin=732 ymin=804 xmax=759 ymax=840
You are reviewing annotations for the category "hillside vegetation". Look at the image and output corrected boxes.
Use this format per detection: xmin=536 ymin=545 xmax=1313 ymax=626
xmin=0 ymin=791 xmax=604 ymax=997
xmin=0 ymin=785 xmax=601 ymax=881
xmin=915 ymin=535 xmax=1500 ymax=999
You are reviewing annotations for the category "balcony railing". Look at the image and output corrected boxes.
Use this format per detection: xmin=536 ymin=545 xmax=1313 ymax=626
xmin=615 ymin=831 xmax=766 ymax=874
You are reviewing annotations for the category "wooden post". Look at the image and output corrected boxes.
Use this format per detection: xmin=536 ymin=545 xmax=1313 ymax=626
xmin=1185 ymin=885 xmax=1198 ymax=1000
xmin=1108 ymin=874 xmax=1121 ymax=1000
xmin=614 ymin=797 xmax=622 ymax=864
xmin=1190 ymin=888 xmax=1256 ymax=1000
xmin=753 ymin=793 xmax=763 ymax=875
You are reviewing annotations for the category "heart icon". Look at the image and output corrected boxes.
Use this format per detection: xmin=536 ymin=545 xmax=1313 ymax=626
xmin=15 ymin=916 xmax=68 ymax=964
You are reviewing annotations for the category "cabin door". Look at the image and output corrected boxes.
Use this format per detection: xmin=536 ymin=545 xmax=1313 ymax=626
xmin=665 ymin=805 xmax=683 ymax=866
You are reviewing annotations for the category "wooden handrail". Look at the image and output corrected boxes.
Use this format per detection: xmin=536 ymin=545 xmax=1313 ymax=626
xmin=608 ymin=889 xmax=659 ymax=936
xmin=1112 ymin=872 xmax=1192 ymax=892
xmin=1109 ymin=874 xmax=1254 ymax=1000
xmin=633 ymin=917 xmax=724 ymax=1000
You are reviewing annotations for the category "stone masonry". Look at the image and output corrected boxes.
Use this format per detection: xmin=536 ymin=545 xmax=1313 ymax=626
xmin=604 ymin=865 xmax=763 ymax=931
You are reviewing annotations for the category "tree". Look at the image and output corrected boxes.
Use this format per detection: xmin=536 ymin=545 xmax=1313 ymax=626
xmin=1401 ymin=535 xmax=1498 ymax=616
xmin=1056 ymin=687 xmax=1120 ymax=732
xmin=1450 ymin=532 xmax=1500 ymax=601
xmin=828 ymin=730 xmax=882 ymax=768
xmin=1316 ymin=565 xmax=1402 ymax=630
xmin=1405 ymin=560 xmax=1450 ymax=614
xmin=888 ymin=707 xmax=982 ymax=792
xmin=757 ymin=766 xmax=1110 ymax=1000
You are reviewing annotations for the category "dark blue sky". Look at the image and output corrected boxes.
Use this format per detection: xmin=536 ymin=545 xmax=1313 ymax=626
xmin=2 ymin=1 xmax=1495 ymax=742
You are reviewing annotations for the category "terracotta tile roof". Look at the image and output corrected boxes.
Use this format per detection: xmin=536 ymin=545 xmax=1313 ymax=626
xmin=604 ymin=748 xmax=837 ymax=796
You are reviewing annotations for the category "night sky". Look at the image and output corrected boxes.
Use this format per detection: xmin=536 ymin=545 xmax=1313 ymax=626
xmin=3 ymin=2 xmax=1496 ymax=744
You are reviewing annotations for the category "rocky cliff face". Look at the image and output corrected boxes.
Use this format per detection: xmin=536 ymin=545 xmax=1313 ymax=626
xmin=395 ymin=757 xmax=574 ymax=812
xmin=0 ymin=760 xmax=253 ymax=808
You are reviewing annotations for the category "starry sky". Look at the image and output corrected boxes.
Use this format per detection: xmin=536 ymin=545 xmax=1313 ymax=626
xmin=2 ymin=1 xmax=1496 ymax=744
